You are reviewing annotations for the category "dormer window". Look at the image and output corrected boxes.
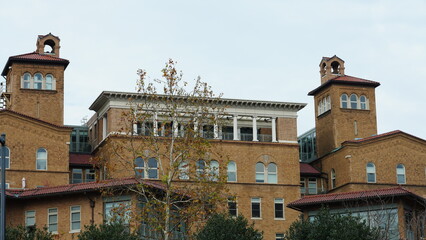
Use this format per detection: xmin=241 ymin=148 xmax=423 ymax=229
xmin=21 ymin=73 xmax=56 ymax=90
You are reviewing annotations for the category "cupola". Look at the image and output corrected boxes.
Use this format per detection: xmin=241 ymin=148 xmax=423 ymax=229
xmin=319 ymin=55 xmax=345 ymax=84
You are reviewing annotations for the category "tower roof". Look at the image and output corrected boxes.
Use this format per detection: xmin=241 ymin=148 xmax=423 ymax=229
xmin=1 ymin=51 xmax=69 ymax=76
xmin=308 ymin=75 xmax=380 ymax=96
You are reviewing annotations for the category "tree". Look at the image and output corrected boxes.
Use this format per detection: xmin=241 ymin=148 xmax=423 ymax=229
xmin=95 ymin=59 xmax=229 ymax=240
xmin=6 ymin=225 xmax=53 ymax=240
xmin=77 ymin=222 xmax=139 ymax=240
xmin=195 ymin=214 xmax=263 ymax=240
xmin=284 ymin=208 xmax=380 ymax=240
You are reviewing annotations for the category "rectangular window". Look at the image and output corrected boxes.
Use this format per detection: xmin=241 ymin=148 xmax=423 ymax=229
xmin=274 ymin=198 xmax=284 ymax=219
xmin=85 ymin=169 xmax=96 ymax=182
xmin=308 ymin=178 xmax=317 ymax=194
xmin=276 ymin=233 xmax=285 ymax=240
xmin=25 ymin=210 xmax=36 ymax=227
xmin=251 ymin=198 xmax=261 ymax=219
xmin=70 ymin=206 xmax=81 ymax=232
xmin=104 ymin=199 xmax=131 ymax=224
xmin=300 ymin=178 xmax=306 ymax=194
xmin=48 ymin=208 xmax=58 ymax=233
xmin=71 ymin=169 xmax=83 ymax=184
xmin=228 ymin=197 xmax=237 ymax=217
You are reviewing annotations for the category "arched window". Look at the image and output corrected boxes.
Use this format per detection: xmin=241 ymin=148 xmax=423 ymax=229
xmin=45 ymin=74 xmax=53 ymax=90
xmin=36 ymin=148 xmax=47 ymax=170
xmin=134 ymin=157 xmax=145 ymax=178
xmin=366 ymin=162 xmax=376 ymax=183
xmin=178 ymin=161 xmax=189 ymax=180
xmin=340 ymin=94 xmax=348 ymax=108
xmin=360 ymin=95 xmax=368 ymax=110
xmin=350 ymin=94 xmax=358 ymax=109
xmin=34 ymin=73 xmax=43 ymax=90
xmin=331 ymin=169 xmax=336 ymax=189
xmin=196 ymin=160 xmax=206 ymax=177
xmin=255 ymin=162 xmax=265 ymax=183
xmin=396 ymin=164 xmax=406 ymax=184
xmin=3 ymin=147 xmax=10 ymax=169
xmin=227 ymin=161 xmax=237 ymax=182
xmin=23 ymin=73 xmax=31 ymax=88
xmin=210 ymin=160 xmax=219 ymax=181
xmin=147 ymin=158 xmax=158 ymax=179
xmin=267 ymin=163 xmax=277 ymax=183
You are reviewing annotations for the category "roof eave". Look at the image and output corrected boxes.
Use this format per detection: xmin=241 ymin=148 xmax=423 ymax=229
xmin=1 ymin=57 xmax=70 ymax=76
xmin=308 ymin=80 xmax=381 ymax=96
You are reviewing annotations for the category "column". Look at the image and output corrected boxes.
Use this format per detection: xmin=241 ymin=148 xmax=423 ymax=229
xmin=271 ymin=117 xmax=277 ymax=142
xmin=180 ymin=124 xmax=185 ymax=137
xmin=173 ymin=121 xmax=179 ymax=138
xmin=252 ymin=116 xmax=258 ymax=141
xmin=213 ymin=114 xmax=219 ymax=139
xmin=233 ymin=115 xmax=239 ymax=140
xmin=133 ymin=122 xmax=138 ymax=135
xmin=194 ymin=117 xmax=198 ymax=137
xmin=153 ymin=112 xmax=158 ymax=136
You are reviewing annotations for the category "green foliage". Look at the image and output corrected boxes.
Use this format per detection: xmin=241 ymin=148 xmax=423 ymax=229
xmin=195 ymin=214 xmax=263 ymax=240
xmin=6 ymin=225 xmax=53 ymax=240
xmin=77 ymin=222 xmax=139 ymax=240
xmin=285 ymin=208 xmax=380 ymax=240
xmin=78 ymin=222 xmax=138 ymax=240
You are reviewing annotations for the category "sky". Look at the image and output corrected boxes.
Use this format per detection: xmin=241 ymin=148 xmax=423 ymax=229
xmin=1 ymin=0 xmax=426 ymax=139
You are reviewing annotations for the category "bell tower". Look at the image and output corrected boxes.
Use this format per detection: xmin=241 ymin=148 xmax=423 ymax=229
xmin=1 ymin=33 xmax=69 ymax=125
xmin=309 ymin=56 xmax=380 ymax=157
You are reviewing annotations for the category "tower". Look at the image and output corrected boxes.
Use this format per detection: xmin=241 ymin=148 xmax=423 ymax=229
xmin=309 ymin=56 xmax=380 ymax=157
xmin=1 ymin=33 xmax=69 ymax=125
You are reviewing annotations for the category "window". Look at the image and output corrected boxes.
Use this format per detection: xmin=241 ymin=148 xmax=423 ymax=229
xmin=104 ymin=198 xmax=131 ymax=224
xmin=72 ymin=169 xmax=83 ymax=184
xmin=331 ymin=169 xmax=336 ymax=189
xmin=45 ymin=74 xmax=53 ymax=90
xmin=276 ymin=233 xmax=285 ymax=240
xmin=48 ymin=208 xmax=58 ymax=233
xmin=85 ymin=169 xmax=96 ymax=182
xmin=2 ymin=147 xmax=10 ymax=169
xmin=366 ymin=162 xmax=376 ymax=183
xmin=227 ymin=161 xmax=237 ymax=182
xmin=397 ymin=164 xmax=406 ymax=184
xmin=36 ymin=148 xmax=47 ymax=170
xmin=70 ymin=206 xmax=81 ymax=232
xmin=341 ymin=94 xmax=348 ymax=108
xmin=196 ymin=160 xmax=206 ymax=177
xmin=274 ymin=198 xmax=284 ymax=219
xmin=360 ymin=95 xmax=368 ymax=110
xmin=25 ymin=210 xmax=36 ymax=228
xmin=308 ymin=178 xmax=317 ymax=194
xmin=228 ymin=197 xmax=237 ymax=217
xmin=251 ymin=198 xmax=261 ymax=219
xmin=318 ymin=96 xmax=331 ymax=115
xmin=178 ymin=161 xmax=189 ymax=180
xmin=135 ymin=157 xmax=145 ymax=178
xmin=23 ymin=73 xmax=31 ymax=88
xmin=209 ymin=160 xmax=219 ymax=181
xmin=350 ymin=94 xmax=358 ymax=109
xmin=300 ymin=178 xmax=306 ymax=194
xmin=255 ymin=162 xmax=265 ymax=183
xmin=147 ymin=158 xmax=158 ymax=179
xmin=267 ymin=163 xmax=277 ymax=183
xmin=34 ymin=73 xmax=43 ymax=89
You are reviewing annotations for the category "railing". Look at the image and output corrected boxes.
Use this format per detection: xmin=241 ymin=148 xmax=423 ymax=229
xmin=258 ymin=134 xmax=272 ymax=142
xmin=221 ymin=132 xmax=234 ymax=140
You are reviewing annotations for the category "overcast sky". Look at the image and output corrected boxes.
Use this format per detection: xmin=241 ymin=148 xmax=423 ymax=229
xmin=1 ymin=0 xmax=426 ymax=139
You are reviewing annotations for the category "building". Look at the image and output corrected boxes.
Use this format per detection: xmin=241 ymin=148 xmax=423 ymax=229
xmin=1 ymin=34 xmax=307 ymax=240
xmin=291 ymin=55 xmax=426 ymax=240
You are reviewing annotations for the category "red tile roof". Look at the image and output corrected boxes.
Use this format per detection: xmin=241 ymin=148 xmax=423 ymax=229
xmin=308 ymin=75 xmax=380 ymax=96
xmin=300 ymin=163 xmax=321 ymax=175
xmin=69 ymin=153 xmax=92 ymax=166
xmin=287 ymin=187 xmax=424 ymax=210
xmin=2 ymin=52 xmax=69 ymax=76
xmin=6 ymin=177 xmax=166 ymax=199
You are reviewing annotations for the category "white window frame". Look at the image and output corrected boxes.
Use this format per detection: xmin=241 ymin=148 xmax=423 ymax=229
xmin=274 ymin=198 xmax=285 ymax=220
xmin=300 ymin=177 xmax=306 ymax=194
xmin=209 ymin=160 xmax=219 ymax=181
xmin=308 ymin=178 xmax=317 ymax=194
xmin=25 ymin=210 xmax=36 ymax=227
xmin=178 ymin=161 xmax=189 ymax=180
xmin=366 ymin=162 xmax=376 ymax=183
xmin=251 ymin=197 xmax=261 ymax=219
xmin=45 ymin=74 xmax=55 ymax=90
xmin=34 ymin=73 xmax=43 ymax=90
xmin=360 ymin=95 xmax=368 ymax=110
xmin=350 ymin=94 xmax=358 ymax=109
xmin=134 ymin=157 xmax=145 ymax=179
xmin=227 ymin=161 xmax=237 ymax=182
xmin=196 ymin=160 xmax=206 ymax=178
xmin=22 ymin=73 xmax=32 ymax=89
xmin=3 ymin=147 xmax=10 ymax=169
xmin=70 ymin=205 xmax=81 ymax=233
xmin=276 ymin=233 xmax=285 ymax=240
xmin=228 ymin=197 xmax=238 ymax=217
xmin=267 ymin=163 xmax=278 ymax=184
xmin=255 ymin=162 xmax=265 ymax=183
xmin=396 ymin=164 xmax=406 ymax=184
xmin=36 ymin=148 xmax=47 ymax=170
xmin=85 ymin=169 xmax=96 ymax=182
xmin=71 ymin=168 xmax=83 ymax=184
xmin=340 ymin=94 xmax=348 ymax=108
xmin=147 ymin=157 xmax=158 ymax=179
xmin=331 ymin=169 xmax=336 ymax=189
xmin=48 ymin=208 xmax=58 ymax=233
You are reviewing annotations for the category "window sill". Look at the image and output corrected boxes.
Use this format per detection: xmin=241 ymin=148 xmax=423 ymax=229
xmin=274 ymin=218 xmax=285 ymax=221
xmin=69 ymin=230 xmax=80 ymax=234
xmin=251 ymin=217 xmax=262 ymax=220
xmin=20 ymin=88 xmax=57 ymax=93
